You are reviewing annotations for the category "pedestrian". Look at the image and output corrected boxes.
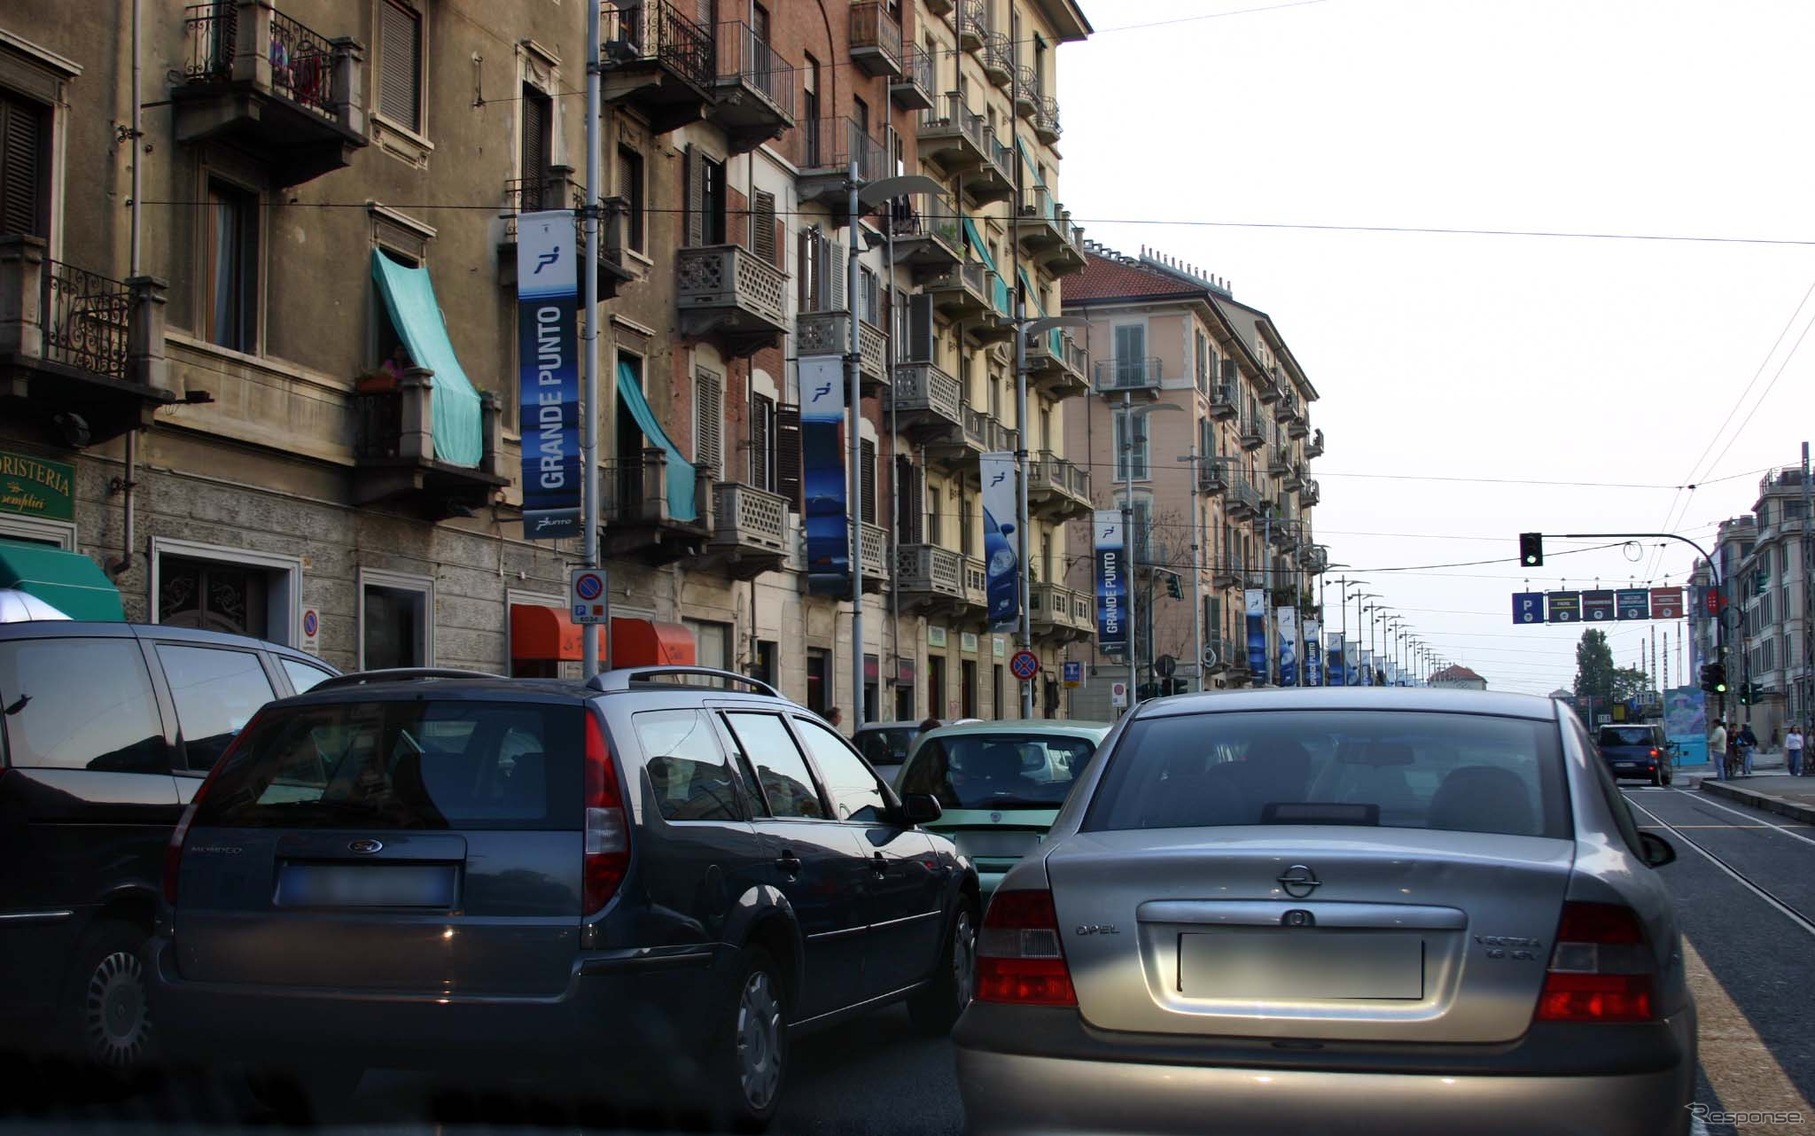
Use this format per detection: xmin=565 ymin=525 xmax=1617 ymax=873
xmin=1786 ymin=723 xmax=1805 ymax=778
xmin=919 ymin=717 xmax=942 ymax=733
xmin=827 ymin=707 xmax=842 ymax=730
xmin=1708 ymin=718 xmax=1728 ymax=781
xmin=1739 ymin=722 xmax=1758 ymax=776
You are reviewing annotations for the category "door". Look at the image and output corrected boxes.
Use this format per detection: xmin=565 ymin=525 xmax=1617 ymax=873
xmin=720 ymin=711 xmax=869 ymax=1017
xmin=152 ymin=641 xmax=279 ymax=783
xmin=790 ymin=715 xmax=943 ymax=998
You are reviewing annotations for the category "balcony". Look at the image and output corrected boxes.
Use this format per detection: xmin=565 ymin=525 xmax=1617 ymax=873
xmin=495 ymin=169 xmax=636 ymax=300
xmin=960 ymin=555 xmax=989 ymax=617
xmin=891 ymin=43 xmax=936 ymax=111
xmin=966 ymin=270 xmax=1017 ymax=345
xmin=1093 ymin=357 xmax=1163 ymax=399
xmin=797 ymin=310 xmax=890 ymax=394
xmin=1283 ymin=462 xmax=1305 ymax=493
xmin=921 ymin=260 xmax=992 ymax=321
xmin=600 ymin=0 xmax=716 ymax=134
xmin=897 ymin=543 xmax=966 ymax=612
xmin=886 ymin=193 xmax=963 ymax=277
xmin=890 ymin=361 xmax=964 ymax=443
xmin=1300 ymin=544 xmax=1329 ymax=575
xmin=1257 ymin=366 xmax=1283 ymax=405
xmin=1226 ymin=475 xmax=1262 ymax=520
xmin=705 ymin=482 xmax=790 ymax=579
xmin=708 ymin=22 xmax=797 ymax=154
xmin=1208 ymin=383 xmax=1238 ymax=421
xmin=600 ymin=452 xmax=714 ymax=564
xmin=1197 ymin=462 xmax=1228 ymax=495
xmin=1015 ymin=69 xmax=1039 ymax=118
xmin=849 ymin=1 xmax=904 ymax=80
xmin=1286 ymin=409 xmax=1310 ymax=439
xmin=925 ymin=0 xmax=954 ymax=15
xmin=1210 ymin=558 xmax=1242 ymax=590
xmin=1012 ymin=190 xmax=1087 ymax=276
xmin=1305 ymin=427 xmax=1324 ymax=458
xmin=1205 ymin=634 xmax=1240 ymax=673
xmin=917 ymin=95 xmax=1015 ymax=202
xmin=982 ymin=33 xmax=1013 ymax=87
xmin=173 ymin=2 xmax=367 ymax=187
xmin=926 ymin=406 xmax=988 ymax=474
xmin=1238 ymin=417 xmax=1265 ymax=451
xmin=0 ymin=238 xmax=177 ymax=448
xmin=1273 ymin=393 xmax=1299 ymax=424
xmin=956 ymin=0 xmax=987 ymax=52
xmin=861 ymin=522 xmax=890 ymax=591
xmin=675 ymin=244 xmax=790 ymax=355
xmin=351 ymin=370 xmax=508 ymax=521
xmin=1028 ymin=451 xmax=1092 ymax=520
xmin=1033 ymin=95 xmax=1062 ymax=144
xmin=1029 ymin=583 xmax=1089 ymax=641
xmin=1267 ymin=446 xmax=1292 ymax=478
xmin=784 ymin=116 xmax=889 ymax=209
xmin=1300 ymin=478 xmax=1321 ymax=507
xmin=1026 ymin=328 xmax=1088 ymax=399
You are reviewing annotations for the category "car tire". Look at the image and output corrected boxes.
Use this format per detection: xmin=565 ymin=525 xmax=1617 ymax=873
xmin=61 ymin=919 xmax=157 ymax=1078
xmin=708 ymin=947 xmax=787 ymax=1133
xmin=908 ymin=899 xmax=977 ymax=1037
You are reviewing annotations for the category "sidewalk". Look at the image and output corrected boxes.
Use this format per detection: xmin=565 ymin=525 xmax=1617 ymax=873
xmin=1692 ymin=747 xmax=1815 ymax=824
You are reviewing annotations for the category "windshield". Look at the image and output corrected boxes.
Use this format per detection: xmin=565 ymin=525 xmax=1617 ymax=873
xmin=856 ymin=726 xmax=919 ymax=766
xmin=1598 ymin=727 xmax=1656 ymax=747
xmin=900 ymin=732 xmax=1098 ymax=811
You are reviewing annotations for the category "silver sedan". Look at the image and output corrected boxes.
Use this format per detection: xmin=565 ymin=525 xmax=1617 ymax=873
xmin=953 ymin=689 xmax=1695 ymax=1136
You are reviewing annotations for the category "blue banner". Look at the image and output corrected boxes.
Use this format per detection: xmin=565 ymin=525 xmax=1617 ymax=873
xmin=982 ymin=452 xmax=1020 ymax=630
xmin=1246 ymin=589 xmax=1268 ymax=683
xmin=1094 ymin=510 xmax=1128 ymax=654
xmin=1617 ymin=589 xmax=1650 ymax=620
xmin=1326 ymin=632 xmax=1346 ymax=687
xmin=516 ymin=212 xmax=581 ymax=539
xmin=1277 ymin=606 xmax=1299 ymax=686
xmin=1305 ymin=619 xmax=1322 ymax=686
xmin=801 ymin=356 xmax=848 ymax=594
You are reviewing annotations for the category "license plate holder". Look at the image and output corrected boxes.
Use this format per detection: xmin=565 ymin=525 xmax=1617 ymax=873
xmin=1178 ymin=930 xmax=1424 ymax=1000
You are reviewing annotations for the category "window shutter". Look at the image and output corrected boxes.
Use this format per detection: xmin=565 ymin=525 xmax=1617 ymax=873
xmin=695 ymin=368 xmax=723 ymax=479
xmin=750 ymin=393 xmax=774 ymax=489
xmin=907 ymin=292 xmax=935 ymax=362
xmin=0 ymin=92 xmax=46 ymax=238
xmin=860 ymin=439 xmax=877 ymax=524
xmin=776 ymin=403 xmax=803 ymax=511
xmin=752 ymin=190 xmax=777 ymax=265
xmin=520 ymin=88 xmax=550 ymax=197
xmin=1220 ymin=357 xmax=1237 ymax=387
xmin=797 ymin=229 xmax=817 ymax=309
xmin=684 ymin=145 xmax=705 ymax=248
xmin=828 ymin=241 xmax=846 ymax=311
xmin=378 ymin=0 xmax=421 ymax=130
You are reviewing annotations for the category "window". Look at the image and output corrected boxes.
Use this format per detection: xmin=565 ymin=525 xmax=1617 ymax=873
xmin=1113 ymin=324 xmax=1146 ymax=386
xmin=751 ymin=189 xmax=777 ymax=265
xmin=724 ymin=712 xmax=825 ymax=819
xmin=684 ymin=618 xmax=732 ymax=671
xmin=636 ymin=709 xmax=745 ymax=822
xmin=695 ymin=367 xmax=723 ymax=478
xmin=797 ymin=227 xmax=843 ymax=312
xmin=0 ymin=88 xmax=49 ymax=237
xmin=753 ymin=639 xmax=778 ymax=687
xmin=618 ymin=145 xmax=646 ymax=254
xmin=750 ymin=392 xmax=776 ymax=489
xmin=520 ymin=84 xmax=552 ymax=190
xmin=896 ymin=456 xmax=924 ymax=543
xmin=281 ymin=657 xmax=336 ymax=693
xmin=860 ymin=438 xmax=877 ymax=524
xmin=689 ymin=149 xmax=726 ymax=246
xmin=156 ymin=644 xmax=276 ymax=772
xmin=1114 ymin=408 xmax=1150 ymax=481
xmin=801 ymin=55 xmax=821 ymax=166
xmin=377 ymin=0 xmax=424 ymax=133
xmin=0 ymin=639 xmax=166 ymax=773
xmin=902 ymin=732 xmax=1100 ymax=811
xmin=794 ymin=718 xmax=887 ymax=821
xmin=859 ymin=266 xmax=882 ymax=325
xmin=204 ymin=179 xmax=259 ymax=353
xmin=1194 ymin=330 xmax=1210 ymax=392
xmin=806 ymin=647 xmax=830 ymax=715
xmin=360 ymin=570 xmax=433 ymax=669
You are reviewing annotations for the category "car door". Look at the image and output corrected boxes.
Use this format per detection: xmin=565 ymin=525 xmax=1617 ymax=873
xmin=150 ymin=639 xmax=281 ymax=795
xmin=719 ymin=710 xmax=870 ymax=1019
xmin=790 ymin=715 xmax=945 ymax=999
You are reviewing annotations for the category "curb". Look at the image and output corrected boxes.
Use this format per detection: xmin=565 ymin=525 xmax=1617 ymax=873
xmin=1698 ymin=778 xmax=1815 ymax=825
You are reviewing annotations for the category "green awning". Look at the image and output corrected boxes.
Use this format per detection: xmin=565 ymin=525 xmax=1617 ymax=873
xmin=0 ymin=539 xmax=125 ymax=621
xmin=961 ymin=217 xmax=994 ymax=270
xmin=371 ymin=250 xmax=484 ymax=468
xmin=616 ymin=361 xmax=697 ymax=522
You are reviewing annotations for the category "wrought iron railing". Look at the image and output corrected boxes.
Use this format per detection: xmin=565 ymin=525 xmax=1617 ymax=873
xmin=1034 ymin=95 xmax=1062 ymax=140
xmin=983 ymin=33 xmax=1013 ymax=81
xmin=602 ymin=0 xmax=715 ymax=90
xmin=42 ymin=260 xmax=130 ymax=381
xmin=183 ymin=3 xmax=236 ymax=82
xmin=1093 ymin=357 xmax=1162 ymax=392
xmin=886 ymin=192 xmax=961 ymax=251
xmin=849 ymin=1 xmax=904 ymax=69
xmin=784 ymin=115 xmax=888 ymax=180
xmin=956 ymin=0 xmax=988 ymax=49
xmin=714 ymin=21 xmax=796 ymax=116
xmin=182 ymin=4 xmax=340 ymax=119
xmin=898 ymin=43 xmax=935 ymax=100
xmin=352 ymin=390 xmax=403 ymax=460
xmin=500 ymin=174 xmax=587 ymax=239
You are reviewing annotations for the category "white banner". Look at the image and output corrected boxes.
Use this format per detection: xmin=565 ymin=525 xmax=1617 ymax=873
xmin=981 ymin=452 xmax=1020 ymax=631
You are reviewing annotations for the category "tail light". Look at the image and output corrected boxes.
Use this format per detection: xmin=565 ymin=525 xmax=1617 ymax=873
xmin=1649 ymin=748 xmax=1660 ymax=758
xmin=1535 ymin=901 xmax=1655 ymax=1022
xmin=976 ymin=889 xmax=1076 ymax=1006
xmin=582 ymin=711 xmax=630 ymax=912
xmin=163 ymin=712 xmax=258 ymax=907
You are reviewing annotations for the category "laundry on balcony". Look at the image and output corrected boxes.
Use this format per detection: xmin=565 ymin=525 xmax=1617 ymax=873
xmin=616 ymin=361 xmax=698 ymax=522
xmin=370 ymin=250 xmax=483 ymax=468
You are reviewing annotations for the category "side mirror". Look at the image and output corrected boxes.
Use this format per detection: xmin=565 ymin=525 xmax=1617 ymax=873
xmin=1638 ymin=831 xmax=1676 ymax=869
xmin=902 ymin=792 xmax=943 ymax=825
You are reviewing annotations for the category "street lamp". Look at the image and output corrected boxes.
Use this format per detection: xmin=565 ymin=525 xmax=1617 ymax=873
xmin=1346 ymin=587 xmax=1378 ymax=685
xmin=1016 ymin=314 xmax=1089 ymax=716
xmin=1118 ymin=398 xmax=1183 ymax=711
xmin=1316 ymin=563 xmax=1350 ymax=687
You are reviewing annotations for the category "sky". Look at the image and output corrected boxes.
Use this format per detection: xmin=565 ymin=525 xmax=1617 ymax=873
xmin=1057 ymin=0 xmax=1815 ymax=695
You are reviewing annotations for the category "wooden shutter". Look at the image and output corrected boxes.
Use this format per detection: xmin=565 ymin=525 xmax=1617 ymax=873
xmin=695 ymin=367 xmax=723 ymax=478
xmin=0 ymin=92 xmax=46 ymax=238
xmin=897 ymin=455 xmax=924 ymax=543
xmin=828 ymin=241 xmax=846 ymax=311
xmin=797 ymin=229 xmax=816 ymax=309
xmin=775 ymin=403 xmax=802 ymax=511
xmin=378 ymin=0 xmax=421 ymax=130
xmin=520 ymin=87 xmax=551 ymax=200
xmin=750 ymin=393 xmax=774 ymax=489
xmin=860 ymin=439 xmax=877 ymax=524
xmin=751 ymin=190 xmax=777 ymax=265
xmin=907 ymin=292 xmax=935 ymax=362
xmin=684 ymin=145 xmax=705 ymax=248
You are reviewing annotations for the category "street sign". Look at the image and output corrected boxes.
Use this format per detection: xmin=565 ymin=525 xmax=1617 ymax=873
xmin=1512 ymin=592 xmax=1545 ymax=625
xmin=1547 ymin=591 xmax=1582 ymax=623
xmin=1650 ymin=587 xmax=1684 ymax=620
xmin=1154 ymin=654 xmax=1176 ymax=679
xmin=1616 ymin=589 xmax=1650 ymax=620
xmin=1062 ymin=661 xmax=1083 ymax=688
xmin=1583 ymin=590 xmax=1615 ymax=622
xmin=1010 ymin=650 xmax=1040 ymax=681
xmin=1111 ymin=681 xmax=1128 ymax=708
xmin=300 ymin=607 xmax=321 ymax=655
xmin=571 ymin=568 xmax=608 ymax=624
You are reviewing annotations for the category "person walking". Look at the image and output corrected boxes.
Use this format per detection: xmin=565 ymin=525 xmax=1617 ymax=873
xmin=1708 ymin=718 xmax=1728 ymax=781
xmin=1738 ymin=722 xmax=1759 ymax=776
xmin=1785 ymin=723 xmax=1804 ymax=777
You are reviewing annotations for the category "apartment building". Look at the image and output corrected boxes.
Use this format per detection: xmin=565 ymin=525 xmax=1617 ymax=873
xmin=0 ymin=0 xmax=1090 ymax=723
xmin=1062 ymin=243 xmax=1325 ymax=712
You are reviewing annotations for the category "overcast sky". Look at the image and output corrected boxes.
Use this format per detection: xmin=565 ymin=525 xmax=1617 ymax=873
xmin=1058 ymin=0 xmax=1815 ymax=695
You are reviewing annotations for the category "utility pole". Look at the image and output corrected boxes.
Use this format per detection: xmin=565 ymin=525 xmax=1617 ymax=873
xmin=1190 ymin=441 xmax=1204 ymax=692
xmin=846 ymin=161 xmax=865 ymax=730
xmin=581 ymin=1 xmax=602 ymax=678
xmin=1122 ymin=388 xmax=1136 ymax=708
xmin=1803 ymin=441 xmax=1812 ymax=722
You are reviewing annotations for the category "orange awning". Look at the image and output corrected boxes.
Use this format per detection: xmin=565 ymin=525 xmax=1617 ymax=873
xmin=510 ymin=604 xmax=585 ymax=661
xmin=610 ymin=618 xmax=696 ymax=667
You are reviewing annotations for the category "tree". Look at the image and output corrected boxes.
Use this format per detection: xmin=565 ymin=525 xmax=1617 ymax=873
xmin=1610 ymin=666 xmax=1650 ymax=703
xmin=1574 ymin=629 xmax=1615 ymax=704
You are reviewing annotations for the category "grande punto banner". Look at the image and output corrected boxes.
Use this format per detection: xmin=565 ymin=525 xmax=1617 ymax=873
xmin=1304 ymin=618 xmax=1322 ymax=686
xmin=1326 ymin=631 xmax=1346 ymax=687
xmin=801 ymin=355 xmax=849 ymax=595
xmin=981 ymin=452 xmax=1020 ymax=631
xmin=516 ymin=212 xmax=581 ymax=540
xmin=1245 ymin=589 xmax=1268 ymax=682
xmin=1276 ymin=606 xmax=1299 ymax=686
xmin=1094 ymin=510 xmax=1127 ymax=655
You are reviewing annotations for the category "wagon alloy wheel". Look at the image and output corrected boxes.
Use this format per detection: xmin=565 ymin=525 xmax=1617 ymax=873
xmin=66 ymin=921 xmax=157 ymax=1073
xmin=735 ymin=968 xmax=784 ymax=1111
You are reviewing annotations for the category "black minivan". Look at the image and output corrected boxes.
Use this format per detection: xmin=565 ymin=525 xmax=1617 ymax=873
xmin=0 ymin=621 xmax=337 ymax=1073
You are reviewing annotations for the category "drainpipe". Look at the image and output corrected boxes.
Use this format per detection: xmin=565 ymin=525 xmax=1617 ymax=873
xmin=112 ymin=0 xmax=145 ymax=580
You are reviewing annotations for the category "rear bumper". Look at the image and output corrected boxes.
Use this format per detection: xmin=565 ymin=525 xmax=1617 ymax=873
xmin=955 ymin=1004 xmax=1694 ymax=1136
xmin=147 ymin=935 xmax=732 ymax=1076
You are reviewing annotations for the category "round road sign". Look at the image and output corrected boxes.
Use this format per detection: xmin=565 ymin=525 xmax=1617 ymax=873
xmin=1010 ymin=650 xmax=1040 ymax=681
xmin=574 ymin=571 xmax=604 ymax=601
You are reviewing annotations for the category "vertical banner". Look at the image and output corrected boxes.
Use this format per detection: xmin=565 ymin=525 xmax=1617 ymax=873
xmin=1276 ymin=606 xmax=1299 ymax=686
xmin=981 ymin=452 xmax=1020 ymax=630
xmin=1094 ymin=510 xmax=1127 ymax=655
xmin=1304 ymin=619 xmax=1322 ymax=686
xmin=1326 ymin=632 xmax=1346 ymax=687
xmin=516 ymin=212 xmax=582 ymax=540
xmin=800 ymin=355 xmax=848 ymax=594
xmin=1245 ymin=589 xmax=1269 ymax=682
xmin=1345 ymin=641 xmax=1361 ymax=685
xmin=1360 ymin=649 xmax=1375 ymax=685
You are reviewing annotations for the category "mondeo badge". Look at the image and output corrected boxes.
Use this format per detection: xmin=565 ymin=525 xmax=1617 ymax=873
xmin=348 ymin=838 xmax=384 ymax=855
xmin=1277 ymin=864 xmax=1321 ymax=898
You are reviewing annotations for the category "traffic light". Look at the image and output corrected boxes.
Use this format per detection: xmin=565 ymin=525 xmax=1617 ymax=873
xmin=1738 ymin=683 xmax=1752 ymax=706
xmin=1700 ymin=662 xmax=1727 ymax=695
xmin=1519 ymin=532 xmax=1544 ymax=567
xmin=1165 ymin=572 xmax=1183 ymax=599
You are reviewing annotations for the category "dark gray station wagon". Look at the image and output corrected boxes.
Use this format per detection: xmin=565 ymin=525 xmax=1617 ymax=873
xmin=149 ymin=667 xmax=978 ymax=1128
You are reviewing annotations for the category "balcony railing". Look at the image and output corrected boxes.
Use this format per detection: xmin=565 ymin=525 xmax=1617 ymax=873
xmin=785 ymin=114 xmax=889 ymax=186
xmin=602 ymin=0 xmax=715 ymax=89
xmin=898 ymin=543 xmax=965 ymax=600
xmin=956 ymin=0 xmax=988 ymax=51
xmin=1030 ymin=451 xmax=1091 ymax=510
xmin=1208 ymin=383 xmax=1239 ymax=420
xmin=1034 ymin=95 xmax=1062 ymax=142
xmin=1239 ymin=418 xmax=1265 ymax=450
xmin=352 ymin=368 xmax=507 ymax=519
xmin=885 ymin=192 xmax=962 ymax=270
xmin=861 ymin=521 xmax=890 ymax=583
xmin=1300 ymin=478 xmax=1321 ymax=507
xmin=1197 ymin=462 xmax=1228 ymax=494
xmin=184 ymin=4 xmax=343 ymax=118
xmin=708 ymin=22 xmax=795 ymax=151
xmin=1015 ymin=67 xmax=1039 ymax=117
xmin=499 ymin=171 xmax=587 ymax=239
xmin=797 ymin=310 xmax=890 ymax=390
xmin=919 ymin=92 xmax=991 ymax=171
xmin=1093 ymin=357 xmax=1163 ymax=395
xmin=711 ymin=481 xmax=789 ymax=556
xmin=891 ymin=42 xmax=936 ymax=110
xmin=42 ymin=259 xmax=131 ymax=382
xmin=849 ymin=1 xmax=904 ymax=79
xmin=921 ymin=260 xmax=991 ymax=318
xmin=982 ymin=32 xmax=1013 ymax=86
xmin=1305 ymin=427 xmax=1324 ymax=458
xmin=675 ymin=244 xmax=789 ymax=346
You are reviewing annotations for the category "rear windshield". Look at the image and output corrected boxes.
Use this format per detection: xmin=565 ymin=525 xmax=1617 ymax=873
xmin=901 ymin=732 xmax=1098 ymax=811
xmin=1596 ymin=727 xmax=1655 ymax=747
xmin=1085 ymin=710 xmax=1569 ymax=839
xmin=856 ymin=727 xmax=918 ymax=766
xmin=195 ymin=700 xmax=582 ymax=830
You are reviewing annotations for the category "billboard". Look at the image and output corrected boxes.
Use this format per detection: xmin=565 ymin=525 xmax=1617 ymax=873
xmin=516 ymin=212 xmax=582 ymax=540
xmin=1277 ymin=606 xmax=1299 ymax=687
xmin=1246 ymin=589 xmax=1268 ymax=682
xmin=1326 ymin=631 xmax=1346 ymax=687
xmin=1094 ymin=510 xmax=1128 ymax=654
xmin=800 ymin=356 xmax=848 ymax=594
xmin=981 ymin=452 xmax=1020 ymax=630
